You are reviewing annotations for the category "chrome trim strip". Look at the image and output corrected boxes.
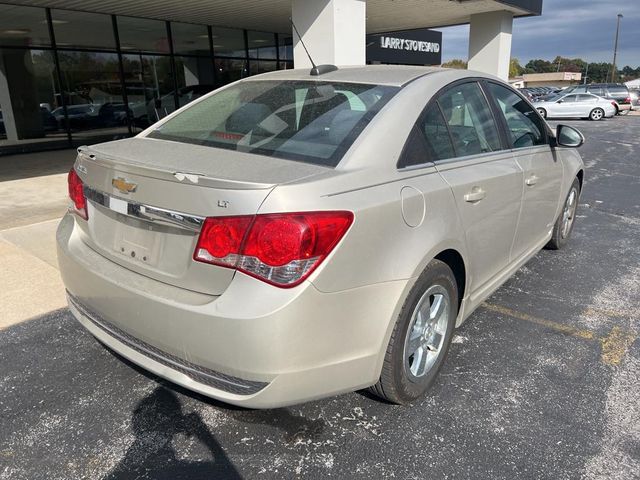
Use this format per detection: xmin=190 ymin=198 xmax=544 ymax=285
xmin=67 ymin=292 xmax=269 ymax=395
xmin=84 ymin=186 xmax=205 ymax=232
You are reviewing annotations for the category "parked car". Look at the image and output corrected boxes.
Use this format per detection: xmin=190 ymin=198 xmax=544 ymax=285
xmin=563 ymin=83 xmax=632 ymax=114
xmin=629 ymin=90 xmax=640 ymax=111
xmin=535 ymin=92 xmax=616 ymax=120
xmin=0 ymin=108 xmax=58 ymax=135
xmin=58 ymin=66 xmax=585 ymax=408
xmin=52 ymin=104 xmax=99 ymax=130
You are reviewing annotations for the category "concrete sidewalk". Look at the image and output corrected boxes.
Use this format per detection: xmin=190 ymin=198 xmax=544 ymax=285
xmin=0 ymin=149 xmax=75 ymax=328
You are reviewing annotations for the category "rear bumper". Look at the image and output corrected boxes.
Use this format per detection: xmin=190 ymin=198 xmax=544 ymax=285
xmin=57 ymin=214 xmax=407 ymax=408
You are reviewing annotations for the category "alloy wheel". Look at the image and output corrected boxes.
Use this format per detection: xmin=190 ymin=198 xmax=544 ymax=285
xmin=403 ymin=285 xmax=450 ymax=380
xmin=561 ymin=188 xmax=578 ymax=239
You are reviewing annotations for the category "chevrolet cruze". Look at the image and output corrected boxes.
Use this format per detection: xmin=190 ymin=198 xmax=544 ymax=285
xmin=58 ymin=66 xmax=585 ymax=408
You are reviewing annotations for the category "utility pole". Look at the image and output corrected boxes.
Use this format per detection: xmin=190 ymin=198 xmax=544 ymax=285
xmin=583 ymin=62 xmax=588 ymax=84
xmin=611 ymin=13 xmax=623 ymax=82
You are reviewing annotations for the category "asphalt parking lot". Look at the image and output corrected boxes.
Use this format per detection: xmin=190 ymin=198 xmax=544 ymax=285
xmin=1 ymin=116 xmax=639 ymax=480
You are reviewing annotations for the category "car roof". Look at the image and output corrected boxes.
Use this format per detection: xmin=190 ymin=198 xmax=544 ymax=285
xmin=245 ymin=65 xmax=449 ymax=87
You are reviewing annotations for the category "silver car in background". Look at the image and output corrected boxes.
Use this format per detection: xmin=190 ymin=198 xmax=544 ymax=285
xmin=535 ymin=92 xmax=616 ymax=121
xmin=58 ymin=66 xmax=585 ymax=408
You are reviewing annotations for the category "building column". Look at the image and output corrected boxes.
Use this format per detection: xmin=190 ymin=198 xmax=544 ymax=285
xmin=0 ymin=53 xmax=19 ymax=141
xmin=291 ymin=0 xmax=365 ymax=68
xmin=468 ymin=11 xmax=513 ymax=81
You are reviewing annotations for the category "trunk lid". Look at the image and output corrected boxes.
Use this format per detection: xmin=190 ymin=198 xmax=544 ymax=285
xmin=74 ymin=137 xmax=328 ymax=296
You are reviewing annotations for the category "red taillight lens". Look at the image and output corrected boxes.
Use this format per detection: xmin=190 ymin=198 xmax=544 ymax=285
xmin=194 ymin=216 xmax=252 ymax=265
xmin=67 ymin=168 xmax=87 ymax=219
xmin=194 ymin=211 xmax=353 ymax=287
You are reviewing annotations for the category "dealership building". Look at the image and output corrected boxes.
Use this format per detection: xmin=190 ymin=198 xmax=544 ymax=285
xmin=0 ymin=0 xmax=542 ymax=155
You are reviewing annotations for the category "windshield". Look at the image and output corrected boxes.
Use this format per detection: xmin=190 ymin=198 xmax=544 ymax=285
xmin=148 ymin=80 xmax=398 ymax=167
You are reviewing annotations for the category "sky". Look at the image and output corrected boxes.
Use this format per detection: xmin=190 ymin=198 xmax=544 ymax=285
xmin=436 ymin=0 xmax=640 ymax=68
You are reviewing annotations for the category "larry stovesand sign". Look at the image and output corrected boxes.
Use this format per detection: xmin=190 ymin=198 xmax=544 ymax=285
xmin=366 ymin=28 xmax=442 ymax=65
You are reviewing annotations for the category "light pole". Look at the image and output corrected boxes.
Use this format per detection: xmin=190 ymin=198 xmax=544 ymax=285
xmin=611 ymin=13 xmax=623 ymax=82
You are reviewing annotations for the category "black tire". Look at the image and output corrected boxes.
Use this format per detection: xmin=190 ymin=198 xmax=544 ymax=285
xmin=589 ymin=108 xmax=604 ymax=121
xmin=370 ymin=260 xmax=458 ymax=404
xmin=546 ymin=177 xmax=581 ymax=250
xmin=537 ymin=108 xmax=547 ymax=119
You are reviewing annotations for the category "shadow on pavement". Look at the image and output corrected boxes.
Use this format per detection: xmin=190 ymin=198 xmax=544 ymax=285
xmin=103 ymin=386 xmax=242 ymax=480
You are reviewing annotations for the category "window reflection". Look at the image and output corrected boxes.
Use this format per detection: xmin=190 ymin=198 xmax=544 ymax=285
xmin=247 ymin=31 xmax=276 ymax=59
xmin=278 ymin=35 xmax=293 ymax=62
xmin=214 ymin=58 xmax=248 ymax=88
xmin=57 ymin=51 xmax=129 ymax=141
xmin=250 ymin=60 xmax=277 ymax=75
xmin=0 ymin=4 xmax=49 ymax=47
xmin=0 ymin=49 xmax=65 ymax=146
xmin=51 ymin=10 xmax=115 ymax=50
xmin=117 ymin=16 xmax=170 ymax=53
xmin=171 ymin=22 xmax=210 ymax=56
xmin=122 ymin=54 xmax=175 ymax=129
xmin=211 ymin=27 xmax=245 ymax=57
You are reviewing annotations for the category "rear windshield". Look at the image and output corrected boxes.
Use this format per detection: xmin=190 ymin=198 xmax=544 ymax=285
xmin=148 ymin=80 xmax=398 ymax=167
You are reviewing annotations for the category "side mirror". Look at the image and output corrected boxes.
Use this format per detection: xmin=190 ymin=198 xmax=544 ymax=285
xmin=554 ymin=124 xmax=584 ymax=148
xmin=556 ymin=99 xmax=563 ymax=103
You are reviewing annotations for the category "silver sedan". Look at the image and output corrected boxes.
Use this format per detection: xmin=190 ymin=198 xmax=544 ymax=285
xmin=535 ymin=92 xmax=616 ymax=120
xmin=58 ymin=66 xmax=585 ymax=408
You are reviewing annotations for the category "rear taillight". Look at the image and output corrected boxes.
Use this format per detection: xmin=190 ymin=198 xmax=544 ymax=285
xmin=67 ymin=168 xmax=87 ymax=219
xmin=194 ymin=211 xmax=353 ymax=287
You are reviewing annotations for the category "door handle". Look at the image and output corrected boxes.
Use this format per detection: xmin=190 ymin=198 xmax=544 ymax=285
xmin=464 ymin=187 xmax=486 ymax=203
xmin=525 ymin=175 xmax=539 ymax=186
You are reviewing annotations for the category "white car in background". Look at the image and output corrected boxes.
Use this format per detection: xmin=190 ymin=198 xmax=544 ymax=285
xmin=535 ymin=92 xmax=616 ymax=121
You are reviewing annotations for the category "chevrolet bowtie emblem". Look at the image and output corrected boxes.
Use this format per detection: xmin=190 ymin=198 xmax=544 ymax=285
xmin=112 ymin=177 xmax=137 ymax=194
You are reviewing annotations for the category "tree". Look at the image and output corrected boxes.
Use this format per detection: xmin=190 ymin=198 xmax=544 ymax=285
xmin=509 ymin=58 xmax=523 ymax=78
xmin=524 ymin=59 xmax=555 ymax=73
xmin=441 ymin=59 xmax=467 ymax=69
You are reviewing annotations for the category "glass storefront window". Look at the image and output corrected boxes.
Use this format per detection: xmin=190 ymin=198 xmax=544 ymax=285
xmin=0 ymin=4 xmax=50 ymax=47
xmin=117 ymin=16 xmax=170 ymax=53
xmin=211 ymin=27 xmax=245 ymax=57
xmin=57 ymin=51 xmax=128 ymax=142
xmin=51 ymin=10 xmax=116 ymax=50
xmin=278 ymin=35 xmax=293 ymax=62
xmin=171 ymin=22 xmax=210 ymax=56
xmin=174 ymin=56 xmax=214 ymax=105
xmin=214 ymin=58 xmax=248 ymax=88
xmin=0 ymin=49 xmax=65 ymax=145
xmin=122 ymin=54 xmax=175 ymax=129
xmin=247 ymin=31 xmax=276 ymax=59
xmin=249 ymin=60 xmax=277 ymax=76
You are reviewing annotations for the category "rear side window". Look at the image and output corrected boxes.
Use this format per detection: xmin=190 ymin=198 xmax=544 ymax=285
xmin=487 ymin=82 xmax=546 ymax=149
xmin=607 ymin=86 xmax=629 ymax=95
xmin=562 ymin=95 xmax=578 ymax=102
xmin=436 ymin=82 xmax=501 ymax=157
xmin=418 ymin=104 xmax=455 ymax=161
xmin=148 ymin=80 xmax=398 ymax=167
xmin=577 ymin=94 xmax=594 ymax=102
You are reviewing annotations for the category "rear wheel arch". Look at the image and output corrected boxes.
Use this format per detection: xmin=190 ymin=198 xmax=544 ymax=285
xmin=434 ymin=249 xmax=466 ymax=312
xmin=576 ymin=169 xmax=584 ymax=191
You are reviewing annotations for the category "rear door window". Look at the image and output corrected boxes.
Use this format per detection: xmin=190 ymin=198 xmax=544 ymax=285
xmin=148 ymin=80 xmax=398 ymax=167
xmin=436 ymin=82 xmax=501 ymax=157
